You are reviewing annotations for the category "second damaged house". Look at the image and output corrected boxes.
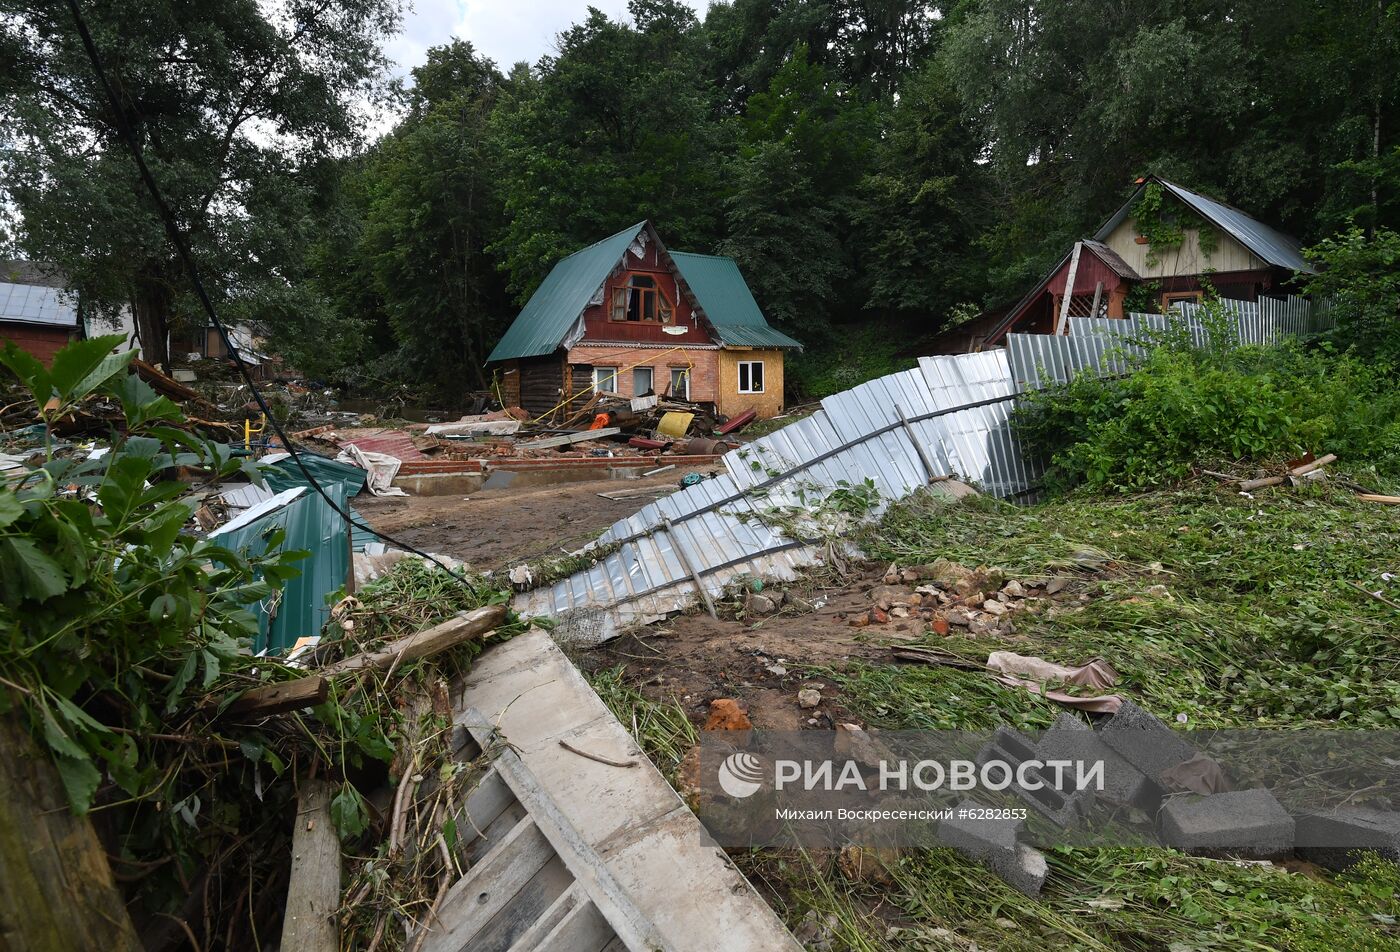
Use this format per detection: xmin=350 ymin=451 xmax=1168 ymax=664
xmin=487 ymin=221 xmax=802 ymax=421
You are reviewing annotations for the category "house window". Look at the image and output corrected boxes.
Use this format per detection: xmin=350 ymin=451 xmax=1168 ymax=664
xmin=669 ymin=368 xmax=690 ymax=401
xmin=593 ymin=366 xmax=619 ymax=393
xmin=632 ymin=366 xmax=654 ymax=395
xmin=1162 ymin=290 xmax=1203 ymax=311
xmin=610 ymin=273 xmax=674 ymax=323
xmin=737 ymin=360 xmax=764 ymax=394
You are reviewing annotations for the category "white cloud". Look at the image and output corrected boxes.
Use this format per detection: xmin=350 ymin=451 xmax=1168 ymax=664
xmin=392 ymin=0 xmax=706 ymax=77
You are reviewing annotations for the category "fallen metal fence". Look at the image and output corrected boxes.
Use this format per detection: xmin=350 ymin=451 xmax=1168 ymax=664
xmin=516 ymin=295 xmax=1331 ymax=642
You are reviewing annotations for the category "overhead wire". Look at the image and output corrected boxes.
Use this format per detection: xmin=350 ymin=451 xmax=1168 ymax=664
xmin=63 ymin=0 xmax=478 ymax=588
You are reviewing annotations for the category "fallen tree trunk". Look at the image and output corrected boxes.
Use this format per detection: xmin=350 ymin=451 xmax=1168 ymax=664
xmin=0 ymin=716 xmax=143 ymax=952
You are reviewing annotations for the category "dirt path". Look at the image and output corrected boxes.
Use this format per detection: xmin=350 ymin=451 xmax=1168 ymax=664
xmin=353 ymin=467 xmax=714 ymax=571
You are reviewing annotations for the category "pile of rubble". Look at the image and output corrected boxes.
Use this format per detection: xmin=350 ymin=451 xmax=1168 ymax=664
xmin=843 ymin=560 xmax=1082 ymax=637
xmin=943 ymin=700 xmax=1400 ymax=896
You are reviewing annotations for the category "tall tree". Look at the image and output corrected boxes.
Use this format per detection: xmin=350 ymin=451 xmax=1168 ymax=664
xmin=491 ymin=0 xmax=725 ymax=298
xmin=0 ymin=0 xmax=400 ymax=367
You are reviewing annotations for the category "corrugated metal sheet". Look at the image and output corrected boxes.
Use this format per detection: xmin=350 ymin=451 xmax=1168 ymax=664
xmin=670 ymin=252 xmax=802 ymax=349
xmin=1093 ymin=176 xmax=1315 ymax=274
xmin=0 ymin=281 xmax=79 ymax=327
xmin=210 ymin=486 xmax=350 ymax=654
xmin=487 ymin=223 xmax=646 ymax=362
xmin=515 ymin=292 xmax=1332 ymax=642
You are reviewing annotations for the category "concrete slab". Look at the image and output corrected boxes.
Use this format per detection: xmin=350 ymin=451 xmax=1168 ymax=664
xmin=1295 ymin=808 xmax=1400 ymax=871
xmin=1159 ymin=788 xmax=1295 ymax=858
xmin=1097 ymin=700 xmax=1199 ymax=784
xmin=1038 ymin=713 xmax=1158 ymax=812
xmin=936 ymin=801 xmax=1048 ymax=896
xmin=460 ymin=629 xmax=801 ymax=952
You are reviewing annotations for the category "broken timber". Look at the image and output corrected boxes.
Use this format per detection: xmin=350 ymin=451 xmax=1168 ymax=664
xmin=281 ymin=777 xmax=340 ymax=952
xmin=428 ymin=628 xmax=802 ymax=951
xmin=227 ymin=605 xmax=507 ymax=716
xmin=518 ymin=427 xmax=622 ymax=450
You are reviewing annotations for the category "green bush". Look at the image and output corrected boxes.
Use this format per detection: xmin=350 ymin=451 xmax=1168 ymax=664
xmin=784 ymin=323 xmax=916 ymax=400
xmin=1015 ymin=337 xmax=1400 ymax=493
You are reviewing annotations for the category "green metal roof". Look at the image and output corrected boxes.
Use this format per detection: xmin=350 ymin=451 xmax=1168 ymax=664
xmin=670 ymin=251 xmax=802 ymax=350
xmin=487 ymin=222 xmax=646 ymax=362
xmin=487 ymin=227 xmax=803 ymax=362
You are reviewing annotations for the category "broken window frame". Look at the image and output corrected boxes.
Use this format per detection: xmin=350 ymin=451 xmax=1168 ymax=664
xmin=610 ymin=273 xmax=674 ymax=324
xmin=632 ymin=366 xmax=654 ymax=395
xmin=737 ymin=360 xmax=764 ymax=394
xmin=593 ymin=366 xmax=620 ymax=393
xmin=669 ymin=367 xmax=690 ymax=401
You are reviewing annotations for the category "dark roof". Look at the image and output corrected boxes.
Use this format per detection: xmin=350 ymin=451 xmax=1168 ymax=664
xmin=487 ymin=224 xmax=800 ymax=362
xmin=1082 ymin=240 xmax=1138 ymax=280
xmin=669 ymin=252 xmax=801 ymax=350
xmin=1094 ymin=177 xmax=1315 ymax=274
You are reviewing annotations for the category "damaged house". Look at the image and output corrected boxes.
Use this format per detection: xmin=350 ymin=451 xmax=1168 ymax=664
xmin=488 ymin=221 xmax=802 ymax=420
xmin=980 ymin=176 xmax=1318 ymax=347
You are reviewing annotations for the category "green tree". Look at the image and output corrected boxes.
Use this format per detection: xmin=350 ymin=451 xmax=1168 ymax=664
xmin=0 ymin=0 xmax=400 ymax=368
xmin=491 ymin=0 xmax=725 ymax=298
xmin=718 ymin=49 xmax=875 ymax=338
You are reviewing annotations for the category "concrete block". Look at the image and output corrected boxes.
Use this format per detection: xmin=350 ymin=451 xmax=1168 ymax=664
xmin=975 ymin=726 xmax=1094 ymax=827
xmin=1159 ymin=788 xmax=1295 ymax=858
xmin=1294 ymin=808 xmax=1400 ymax=871
xmin=1039 ymin=714 xmax=1158 ymax=812
xmin=1097 ymin=700 xmax=1198 ymax=784
xmin=937 ymin=802 xmax=1048 ymax=896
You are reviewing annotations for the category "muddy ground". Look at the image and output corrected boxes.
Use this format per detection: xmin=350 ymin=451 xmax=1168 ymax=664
xmin=568 ymin=563 xmax=926 ymax=732
xmin=354 ymin=466 xmax=715 ymax=571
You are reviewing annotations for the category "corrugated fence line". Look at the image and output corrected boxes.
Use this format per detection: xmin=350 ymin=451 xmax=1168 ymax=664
xmin=517 ymin=294 xmax=1332 ymax=643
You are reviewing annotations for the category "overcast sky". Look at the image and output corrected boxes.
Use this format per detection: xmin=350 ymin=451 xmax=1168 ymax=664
xmin=387 ymin=0 xmax=708 ymax=79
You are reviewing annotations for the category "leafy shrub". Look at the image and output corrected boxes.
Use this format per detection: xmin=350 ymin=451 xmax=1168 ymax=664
xmin=1304 ymin=225 xmax=1400 ymax=361
xmin=784 ymin=322 xmax=916 ymax=400
xmin=1015 ymin=335 xmax=1400 ymax=492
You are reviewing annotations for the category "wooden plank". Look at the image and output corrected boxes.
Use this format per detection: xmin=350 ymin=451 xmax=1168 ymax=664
xmin=465 ymin=854 xmax=573 ymax=952
xmin=458 ymin=711 xmax=670 ymax=952
xmin=322 ymin=605 xmax=507 ymax=676
xmin=1358 ymin=493 xmax=1400 ymax=505
xmin=534 ymin=898 xmax=615 ymax=952
xmin=460 ymin=766 xmax=515 ymax=837
xmin=0 ymin=716 xmax=144 ymax=952
xmin=517 ymin=427 xmax=621 ymax=450
xmin=463 ymin=801 xmax=528 ymax=866
xmin=498 ymin=882 xmax=583 ymax=951
xmin=226 ymin=675 xmax=329 ymax=717
xmin=1053 ymin=241 xmax=1082 ymax=336
xmin=420 ymin=816 xmax=552 ymax=952
xmin=280 ymin=777 xmax=341 ymax=952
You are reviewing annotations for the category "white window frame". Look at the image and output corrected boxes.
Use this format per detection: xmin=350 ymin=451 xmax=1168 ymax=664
xmin=593 ymin=366 xmax=619 ymax=393
xmin=737 ymin=360 xmax=765 ymax=394
xmin=632 ymin=366 xmax=654 ymax=395
xmin=669 ymin=368 xmax=690 ymax=401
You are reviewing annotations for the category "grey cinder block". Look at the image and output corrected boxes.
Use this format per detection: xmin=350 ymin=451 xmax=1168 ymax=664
xmin=1159 ymin=788 xmax=1295 ymax=858
xmin=1097 ymin=700 xmax=1199 ymax=784
xmin=1294 ymin=808 xmax=1400 ymax=871
xmin=937 ymin=801 xmax=1048 ymax=896
xmin=1039 ymin=713 xmax=1158 ymax=812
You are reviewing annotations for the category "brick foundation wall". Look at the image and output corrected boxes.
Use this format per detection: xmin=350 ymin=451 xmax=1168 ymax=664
xmin=565 ymin=343 xmax=721 ymax=404
xmin=1 ymin=324 xmax=76 ymax=365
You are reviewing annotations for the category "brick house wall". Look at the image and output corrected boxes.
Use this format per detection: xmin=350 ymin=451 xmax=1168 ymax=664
xmin=565 ymin=343 xmax=721 ymax=403
xmin=1 ymin=323 xmax=76 ymax=364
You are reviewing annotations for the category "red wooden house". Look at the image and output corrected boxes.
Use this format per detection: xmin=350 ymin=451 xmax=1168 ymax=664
xmin=487 ymin=222 xmax=801 ymax=419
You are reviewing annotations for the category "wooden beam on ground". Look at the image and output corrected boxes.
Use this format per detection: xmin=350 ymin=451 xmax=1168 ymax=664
xmin=1358 ymin=493 xmax=1400 ymax=505
xmin=281 ymin=777 xmax=341 ymax=952
xmin=322 ymin=604 xmax=507 ymax=676
xmin=518 ymin=427 xmax=621 ymax=450
xmin=1239 ymin=475 xmax=1285 ymax=491
xmin=225 ymin=605 xmax=507 ymax=718
xmin=1289 ymin=453 xmax=1337 ymax=477
xmin=227 ymin=675 xmax=329 ymax=717
xmin=0 ymin=716 xmax=144 ymax=952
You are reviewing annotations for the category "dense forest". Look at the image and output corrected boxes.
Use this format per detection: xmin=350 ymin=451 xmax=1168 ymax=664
xmin=3 ymin=0 xmax=1399 ymax=403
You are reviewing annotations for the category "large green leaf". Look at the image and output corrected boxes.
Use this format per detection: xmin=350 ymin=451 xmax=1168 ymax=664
xmin=0 ymin=537 xmax=69 ymax=602
xmin=0 ymin=340 xmax=52 ymax=409
xmin=54 ymin=754 xmax=102 ymax=814
xmin=47 ymin=335 xmax=132 ymax=407
xmin=0 ymin=493 xmax=23 ymax=529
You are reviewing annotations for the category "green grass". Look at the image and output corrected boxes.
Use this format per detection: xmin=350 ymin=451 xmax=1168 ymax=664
xmin=842 ymin=479 xmax=1400 ymax=730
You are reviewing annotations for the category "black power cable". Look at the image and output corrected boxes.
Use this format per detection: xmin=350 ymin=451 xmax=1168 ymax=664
xmin=63 ymin=0 xmax=477 ymax=587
